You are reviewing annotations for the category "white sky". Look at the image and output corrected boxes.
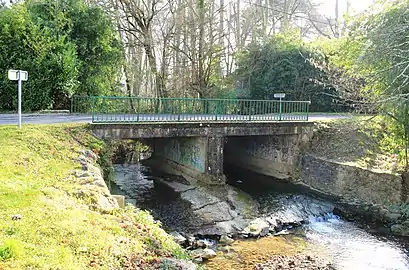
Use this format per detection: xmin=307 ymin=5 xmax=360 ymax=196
xmin=316 ymin=0 xmax=375 ymax=17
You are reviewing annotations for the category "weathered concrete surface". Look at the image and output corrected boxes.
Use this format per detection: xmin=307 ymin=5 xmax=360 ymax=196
xmin=148 ymin=136 xmax=225 ymax=184
xmin=300 ymin=155 xmax=403 ymax=205
xmin=92 ymin=122 xmax=313 ymax=184
xmin=153 ymin=137 xmax=207 ymax=173
xmin=91 ymin=122 xmax=314 ymax=139
xmin=145 ymin=157 xmax=226 ymax=185
xmin=224 ymin=126 xmax=314 ymax=180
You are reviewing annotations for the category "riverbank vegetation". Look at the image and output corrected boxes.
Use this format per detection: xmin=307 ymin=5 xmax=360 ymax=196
xmin=313 ymin=116 xmax=406 ymax=172
xmin=0 ymin=125 xmax=187 ymax=269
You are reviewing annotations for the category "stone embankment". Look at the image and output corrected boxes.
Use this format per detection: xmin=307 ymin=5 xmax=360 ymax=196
xmin=73 ymin=151 xmax=198 ymax=270
xmin=73 ymin=149 xmax=120 ymax=212
xmin=298 ymin=119 xmax=409 ymax=237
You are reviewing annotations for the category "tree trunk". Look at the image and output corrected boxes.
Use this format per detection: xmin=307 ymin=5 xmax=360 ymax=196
xmin=198 ymin=0 xmax=206 ymax=96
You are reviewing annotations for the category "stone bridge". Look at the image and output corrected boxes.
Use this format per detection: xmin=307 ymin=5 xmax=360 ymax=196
xmin=92 ymin=122 xmax=314 ymax=184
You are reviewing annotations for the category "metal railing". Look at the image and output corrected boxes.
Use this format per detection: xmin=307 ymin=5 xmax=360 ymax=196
xmin=71 ymin=96 xmax=311 ymax=123
xmin=71 ymin=95 xmax=94 ymax=114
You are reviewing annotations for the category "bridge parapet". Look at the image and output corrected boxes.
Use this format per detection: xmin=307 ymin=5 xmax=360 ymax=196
xmin=73 ymin=96 xmax=310 ymax=123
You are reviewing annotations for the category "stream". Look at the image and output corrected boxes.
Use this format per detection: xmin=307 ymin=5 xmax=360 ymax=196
xmin=111 ymin=163 xmax=409 ymax=270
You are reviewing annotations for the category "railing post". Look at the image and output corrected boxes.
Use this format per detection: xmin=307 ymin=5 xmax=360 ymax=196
xmin=279 ymin=98 xmax=283 ymax=121
xmin=178 ymin=99 xmax=181 ymax=121
xmin=248 ymin=100 xmax=252 ymax=121
xmin=306 ymin=101 xmax=310 ymax=121
xmin=214 ymin=100 xmax=219 ymax=121
xmin=137 ymin=98 xmax=140 ymax=122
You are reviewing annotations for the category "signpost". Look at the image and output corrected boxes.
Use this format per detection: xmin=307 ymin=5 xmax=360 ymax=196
xmin=8 ymin=70 xmax=28 ymax=128
xmin=274 ymin=93 xmax=286 ymax=121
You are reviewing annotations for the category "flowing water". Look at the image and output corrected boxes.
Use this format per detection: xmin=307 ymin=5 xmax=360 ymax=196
xmin=111 ymin=163 xmax=409 ymax=270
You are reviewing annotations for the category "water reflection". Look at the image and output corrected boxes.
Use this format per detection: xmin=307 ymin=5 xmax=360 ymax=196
xmin=307 ymin=218 xmax=409 ymax=270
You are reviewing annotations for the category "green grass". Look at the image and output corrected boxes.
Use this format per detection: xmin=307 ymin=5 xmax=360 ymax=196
xmin=311 ymin=116 xmax=404 ymax=172
xmin=0 ymin=124 xmax=187 ymax=269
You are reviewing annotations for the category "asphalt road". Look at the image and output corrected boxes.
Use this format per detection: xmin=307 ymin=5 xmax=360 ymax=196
xmin=0 ymin=114 xmax=91 ymax=125
xmin=0 ymin=113 xmax=351 ymax=125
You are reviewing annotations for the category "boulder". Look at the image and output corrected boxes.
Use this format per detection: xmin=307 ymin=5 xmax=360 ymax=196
xmin=219 ymin=235 xmax=234 ymax=245
xmin=242 ymin=218 xmax=270 ymax=237
xmin=196 ymin=239 xmax=212 ymax=248
xmin=383 ymin=211 xmax=401 ymax=224
xmin=170 ymin=232 xmax=187 ymax=246
xmin=391 ymin=221 xmax=409 ymax=236
xmin=191 ymin=248 xmax=217 ymax=260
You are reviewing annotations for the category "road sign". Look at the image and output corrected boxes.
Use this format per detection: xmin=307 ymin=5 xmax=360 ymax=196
xmin=8 ymin=70 xmax=28 ymax=128
xmin=8 ymin=70 xmax=28 ymax=81
xmin=274 ymin=93 xmax=286 ymax=99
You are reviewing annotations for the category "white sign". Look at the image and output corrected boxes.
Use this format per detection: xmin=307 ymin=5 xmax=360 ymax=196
xmin=274 ymin=93 xmax=286 ymax=99
xmin=8 ymin=70 xmax=28 ymax=81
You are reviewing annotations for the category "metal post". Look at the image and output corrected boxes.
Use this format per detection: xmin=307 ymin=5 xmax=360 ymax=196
xmin=279 ymin=97 xmax=282 ymax=121
xmin=18 ymin=71 xmax=22 ymax=129
xmin=178 ymin=99 xmax=181 ymax=121
xmin=137 ymin=98 xmax=140 ymax=122
xmin=306 ymin=101 xmax=311 ymax=121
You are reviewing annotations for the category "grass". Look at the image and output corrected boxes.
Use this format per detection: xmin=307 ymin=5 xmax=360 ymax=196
xmin=311 ymin=116 xmax=404 ymax=172
xmin=0 ymin=124 xmax=187 ymax=269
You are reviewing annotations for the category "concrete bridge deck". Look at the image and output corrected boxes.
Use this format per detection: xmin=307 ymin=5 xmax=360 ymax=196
xmin=91 ymin=121 xmax=315 ymax=185
xmin=0 ymin=113 xmax=348 ymax=125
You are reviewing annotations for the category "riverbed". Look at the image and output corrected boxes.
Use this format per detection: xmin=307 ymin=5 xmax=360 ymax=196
xmin=111 ymin=163 xmax=409 ymax=270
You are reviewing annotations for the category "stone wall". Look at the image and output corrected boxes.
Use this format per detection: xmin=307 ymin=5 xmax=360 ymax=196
xmin=300 ymin=155 xmax=403 ymax=205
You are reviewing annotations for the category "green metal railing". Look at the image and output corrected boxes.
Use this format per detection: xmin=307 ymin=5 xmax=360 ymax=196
xmin=71 ymin=95 xmax=94 ymax=114
xmin=71 ymin=96 xmax=311 ymax=123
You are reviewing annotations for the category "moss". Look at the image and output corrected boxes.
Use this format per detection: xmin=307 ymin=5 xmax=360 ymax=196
xmin=0 ymin=124 xmax=187 ymax=269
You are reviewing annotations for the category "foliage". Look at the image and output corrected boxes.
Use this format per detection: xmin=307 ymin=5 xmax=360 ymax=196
xmin=312 ymin=116 xmax=405 ymax=172
xmin=234 ymin=32 xmax=339 ymax=112
xmin=336 ymin=0 xmax=409 ymax=168
xmin=0 ymin=124 xmax=187 ymax=269
xmin=0 ymin=0 xmax=123 ymax=111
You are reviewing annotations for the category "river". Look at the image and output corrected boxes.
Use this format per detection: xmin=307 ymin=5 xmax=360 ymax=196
xmin=111 ymin=163 xmax=409 ymax=270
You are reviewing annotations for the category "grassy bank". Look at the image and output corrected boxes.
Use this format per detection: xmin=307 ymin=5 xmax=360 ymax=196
xmin=312 ymin=116 xmax=404 ymax=172
xmin=0 ymin=124 xmax=187 ymax=269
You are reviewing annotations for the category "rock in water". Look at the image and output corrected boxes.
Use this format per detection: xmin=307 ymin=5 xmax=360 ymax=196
xmin=219 ymin=235 xmax=234 ymax=245
xmin=170 ymin=232 xmax=187 ymax=246
xmin=191 ymin=248 xmax=217 ymax=260
xmin=242 ymin=218 xmax=270 ymax=237
xmin=196 ymin=239 xmax=213 ymax=248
